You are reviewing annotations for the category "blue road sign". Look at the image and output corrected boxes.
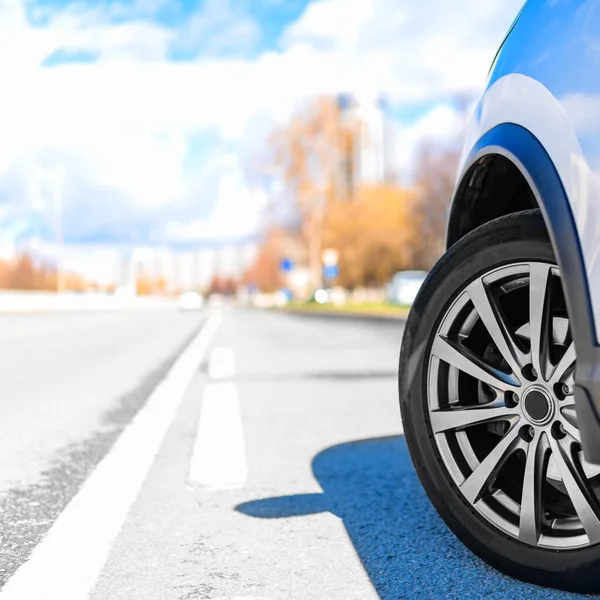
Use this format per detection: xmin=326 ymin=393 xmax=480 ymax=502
xmin=280 ymin=258 xmax=295 ymax=272
xmin=323 ymin=265 xmax=339 ymax=279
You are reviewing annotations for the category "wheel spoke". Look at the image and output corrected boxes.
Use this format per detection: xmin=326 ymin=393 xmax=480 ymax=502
xmin=430 ymin=400 xmax=517 ymax=434
xmin=467 ymin=278 xmax=524 ymax=377
xmin=561 ymin=404 xmax=576 ymax=424
xmin=461 ymin=424 xmax=520 ymax=503
xmin=548 ymin=436 xmax=600 ymax=543
xmin=564 ymin=371 xmax=575 ymax=391
xmin=432 ymin=336 xmax=520 ymax=392
xmin=427 ymin=260 xmax=592 ymax=549
xmin=549 ymin=342 xmax=576 ymax=387
xmin=561 ymin=419 xmax=582 ymax=443
xmin=519 ymin=432 xmax=549 ymax=544
xmin=529 ymin=263 xmax=552 ymax=381
xmin=560 ymin=404 xmax=580 ymax=441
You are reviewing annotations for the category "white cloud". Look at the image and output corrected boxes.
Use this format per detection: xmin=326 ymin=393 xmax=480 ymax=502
xmin=174 ymin=0 xmax=261 ymax=57
xmin=164 ymin=155 xmax=270 ymax=241
xmin=0 ymin=0 xmax=523 ymax=245
xmin=282 ymin=0 xmax=523 ymax=102
xmin=393 ymin=104 xmax=468 ymax=178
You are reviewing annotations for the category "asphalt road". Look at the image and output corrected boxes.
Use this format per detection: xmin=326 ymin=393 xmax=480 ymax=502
xmin=0 ymin=310 xmax=205 ymax=586
xmin=0 ymin=308 xmax=592 ymax=599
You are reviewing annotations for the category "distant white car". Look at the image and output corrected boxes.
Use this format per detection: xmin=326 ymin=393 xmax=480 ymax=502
xmin=208 ymin=293 xmax=225 ymax=308
xmin=177 ymin=291 xmax=204 ymax=311
xmin=385 ymin=270 xmax=427 ymax=306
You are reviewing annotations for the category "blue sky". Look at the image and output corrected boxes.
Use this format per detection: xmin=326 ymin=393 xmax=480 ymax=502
xmin=0 ymin=0 xmax=523 ymax=254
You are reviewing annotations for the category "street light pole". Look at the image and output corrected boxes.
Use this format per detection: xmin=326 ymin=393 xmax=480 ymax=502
xmin=54 ymin=172 xmax=66 ymax=294
xmin=51 ymin=169 xmax=65 ymax=294
xmin=56 ymin=203 xmax=65 ymax=293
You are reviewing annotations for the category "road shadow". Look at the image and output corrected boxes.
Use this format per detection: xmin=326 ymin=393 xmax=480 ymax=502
xmin=236 ymin=436 xmax=587 ymax=599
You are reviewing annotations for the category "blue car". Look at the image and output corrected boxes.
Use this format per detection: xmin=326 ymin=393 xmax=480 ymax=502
xmin=399 ymin=1 xmax=600 ymax=592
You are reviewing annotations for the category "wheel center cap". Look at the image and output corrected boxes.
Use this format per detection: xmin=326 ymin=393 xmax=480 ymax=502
xmin=523 ymin=387 xmax=554 ymax=425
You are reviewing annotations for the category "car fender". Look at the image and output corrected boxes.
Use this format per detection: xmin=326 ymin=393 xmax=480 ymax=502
xmin=453 ymin=113 xmax=600 ymax=461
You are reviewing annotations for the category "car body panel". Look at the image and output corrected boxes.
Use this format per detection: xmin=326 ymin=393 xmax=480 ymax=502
xmin=453 ymin=0 xmax=600 ymax=460
xmin=462 ymin=0 xmax=600 ymax=341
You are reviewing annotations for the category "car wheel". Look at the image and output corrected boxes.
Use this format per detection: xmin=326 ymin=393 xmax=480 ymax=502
xmin=399 ymin=209 xmax=600 ymax=592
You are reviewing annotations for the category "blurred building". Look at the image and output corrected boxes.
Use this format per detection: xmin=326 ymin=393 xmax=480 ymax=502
xmin=119 ymin=243 xmax=259 ymax=294
xmin=0 ymin=231 xmax=258 ymax=294
xmin=335 ymin=93 xmax=396 ymax=200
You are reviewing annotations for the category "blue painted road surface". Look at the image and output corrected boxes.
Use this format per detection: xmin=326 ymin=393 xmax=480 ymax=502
xmin=238 ymin=435 xmax=590 ymax=600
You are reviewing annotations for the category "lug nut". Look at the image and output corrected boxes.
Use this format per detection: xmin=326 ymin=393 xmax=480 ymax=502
xmin=551 ymin=421 xmax=567 ymax=440
xmin=519 ymin=425 xmax=535 ymax=442
xmin=521 ymin=364 xmax=538 ymax=382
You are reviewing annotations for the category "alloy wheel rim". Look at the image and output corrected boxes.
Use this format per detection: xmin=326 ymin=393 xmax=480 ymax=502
xmin=427 ymin=261 xmax=600 ymax=549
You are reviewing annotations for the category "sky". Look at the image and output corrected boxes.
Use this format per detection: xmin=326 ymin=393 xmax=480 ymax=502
xmin=0 ymin=0 xmax=525 ymax=253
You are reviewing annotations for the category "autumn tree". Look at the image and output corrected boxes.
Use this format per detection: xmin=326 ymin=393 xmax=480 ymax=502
xmin=207 ymin=275 xmax=239 ymax=295
xmin=221 ymin=278 xmax=239 ymax=295
xmin=135 ymin=275 xmax=154 ymax=296
xmin=242 ymin=227 xmax=302 ymax=293
xmin=322 ymin=185 xmax=418 ymax=288
xmin=63 ymin=272 xmax=88 ymax=292
xmin=242 ymin=244 xmax=282 ymax=294
xmin=154 ymin=276 xmax=168 ymax=295
xmin=410 ymin=143 xmax=461 ymax=269
xmin=270 ymin=96 xmax=360 ymax=288
xmin=8 ymin=255 xmax=36 ymax=289
xmin=4 ymin=255 xmax=57 ymax=290
xmin=0 ymin=254 xmax=98 ymax=291
xmin=407 ymin=94 xmax=472 ymax=268
xmin=261 ymin=93 xmax=469 ymax=289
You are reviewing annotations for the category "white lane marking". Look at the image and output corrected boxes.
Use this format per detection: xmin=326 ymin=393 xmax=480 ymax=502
xmin=208 ymin=346 xmax=236 ymax=379
xmin=188 ymin=379 xmax=247 ymax=491
xmin=0 ymin=311 xmax=223 ymax=600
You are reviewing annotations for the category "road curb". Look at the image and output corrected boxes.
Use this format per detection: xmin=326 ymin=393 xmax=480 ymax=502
xmin=273 ymin=308 xmax=408 ymax=324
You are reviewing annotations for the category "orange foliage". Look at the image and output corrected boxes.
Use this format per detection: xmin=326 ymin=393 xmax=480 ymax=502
xmin=0 ymin=254 xmax=97 ymax=291
xmin=322 ymin=185 xmax=418 ymax=288
xmin=270 ymin=96 xmax=361 ymax=287
xmin=62 ymin=272 xmax=89 ymax=292
xmin=242 ymin=228 xmax=290 ymax=292
xmin=136 ymin=276 xmax=152 ymax=296
xmin=260 ymin=94 xmax=465 ymax=289
xmin=411 ymin=143 xmax=461 ymax=268
xmin=135 ymin=275 xmax=171 ymax=296
xmin=271 ymin=96 xmax=359 ymax=210
xmin=155 ymin=276 xmax=167 ymax=294
xmin=207 ymin=276 xmax=238 ymax=295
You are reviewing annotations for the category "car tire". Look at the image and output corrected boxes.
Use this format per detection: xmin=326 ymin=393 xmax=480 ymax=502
xmin=399 ymin=209 xmax=600 ymax=592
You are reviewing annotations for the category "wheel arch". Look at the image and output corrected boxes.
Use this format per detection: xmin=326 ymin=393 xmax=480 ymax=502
xmin=447 ymin=123 xmax=600 ymax=463
xmin=446 ymin=153 xmax=538 ymax=249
